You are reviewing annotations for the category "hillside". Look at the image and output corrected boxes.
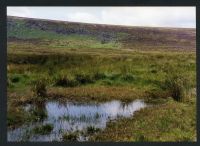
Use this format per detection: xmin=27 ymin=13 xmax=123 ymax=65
xmin=7 ymin=16 xmax=196 ymax=52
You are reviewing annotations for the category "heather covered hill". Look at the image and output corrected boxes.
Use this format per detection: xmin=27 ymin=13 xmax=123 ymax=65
xmin=7 ymin=16 xmax=196 ymax=51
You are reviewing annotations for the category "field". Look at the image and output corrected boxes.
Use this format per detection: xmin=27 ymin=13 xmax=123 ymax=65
xmin=7 ymin=16 xmax=196 ymax=141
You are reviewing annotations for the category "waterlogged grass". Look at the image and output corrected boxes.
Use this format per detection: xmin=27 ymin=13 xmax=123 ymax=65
xmin=61 ymin=126 xmax=101 ymax=141
xmin=7 ymin=103 xmax=48 ymax=129
xmin=7 ymin=106 xmax=30 ymax=129
xmin=7 ymin=80 xmax=48 ymax=129
xmin=7 ymin=50 xmax=196 ymax=131
xmin=91 ymin=97 xmax=196 ymax=142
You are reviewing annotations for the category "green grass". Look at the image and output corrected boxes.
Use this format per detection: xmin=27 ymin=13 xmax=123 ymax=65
xmin=7 ymin=50 xmax=195 ymax=92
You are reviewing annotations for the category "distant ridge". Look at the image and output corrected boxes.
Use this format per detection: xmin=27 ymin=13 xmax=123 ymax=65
xmin=7 ymin=16 xmax=196 ymax=51
xmin=7 ymin=15 xmax=195 ymax=29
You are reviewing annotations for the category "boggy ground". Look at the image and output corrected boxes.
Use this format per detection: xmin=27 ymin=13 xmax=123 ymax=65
xmin=7 ymin=16 xmax=196 ymax=141
xmin=7 ymin=49 xmax=196 ymax=141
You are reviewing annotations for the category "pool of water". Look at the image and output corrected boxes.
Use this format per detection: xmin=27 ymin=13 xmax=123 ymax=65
xmin=8 ymin=99 xmax=146 ymax=141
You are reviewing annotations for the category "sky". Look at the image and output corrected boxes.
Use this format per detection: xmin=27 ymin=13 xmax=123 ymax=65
xmin=7 ymin=7 xmax=196 ymax=28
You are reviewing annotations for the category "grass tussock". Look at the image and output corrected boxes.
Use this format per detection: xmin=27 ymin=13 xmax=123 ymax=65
xmin=55 ymin=74 xmax=78 ymax=87
xmin=32 ymin=79 xmax=47 ymax=97
xmin=29 ymin=105 xmax=48 ymax=122
xmin=75 ymin=73 xmax=95 ymax=84
xmin=62 ymin=133 xmax=78 ymax=141
xmin=32 ymin=124 xmax=53 ymax=135
xmin=86 ymin=126 xmax=101 ymax=134
xmin=163 ymin=68 xmax=193 ymax=102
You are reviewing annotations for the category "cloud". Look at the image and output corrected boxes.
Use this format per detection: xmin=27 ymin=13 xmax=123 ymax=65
xmin=100 ymin=7 xmax=195 ymax=28
xmin=66 ymin=12 xmax=99 ymax=23
xmin=7 ymin=7 xmax=32 ymax=17
xmin=7 ymin=7 xmax=196 ymax=28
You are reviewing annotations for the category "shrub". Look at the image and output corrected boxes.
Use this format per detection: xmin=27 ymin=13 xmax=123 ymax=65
xmin=32 ymin=79 xmax=47 ymax=97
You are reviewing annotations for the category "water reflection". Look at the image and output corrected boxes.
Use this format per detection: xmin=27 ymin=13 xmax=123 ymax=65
xmin=8 ymin=99 xmax=146 ymax=141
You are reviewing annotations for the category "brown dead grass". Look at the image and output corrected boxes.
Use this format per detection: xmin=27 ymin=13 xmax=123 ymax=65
xmin=47 ymin=86 xmax=147 ymax=102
